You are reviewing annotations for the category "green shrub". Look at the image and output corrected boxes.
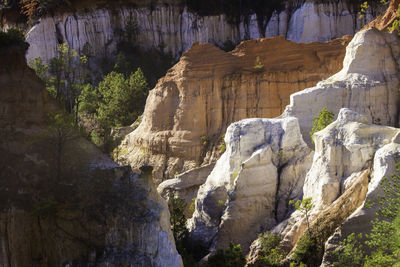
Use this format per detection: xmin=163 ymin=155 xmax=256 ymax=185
xmin=332 ymin=162 xmax=400 ymax=266
xmin=258 ymin=231 xmax=284 ymax=266
xmin=254 ymin=56 xmax=264 ymax=70
xmin=218 ymin=134 xmax=226 ymax=153
xmin=200 ymin=135 xmax=208 ymax=146
xmin=332 ymin=233 xmax=364 ymax=267
xmin=207 ymin=242 xmax=246 ymax=267
xmin=292 ymin=233 xmax=320 ymax=266
xmin=0 ymin=27 xmax=26 ymax=48
xmin=309 ymin=107 xmax=334 ymax=144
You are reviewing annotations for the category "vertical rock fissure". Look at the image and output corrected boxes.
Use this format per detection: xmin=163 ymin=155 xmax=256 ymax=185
xmin=274 ymin=162 xmax=286 ymax=223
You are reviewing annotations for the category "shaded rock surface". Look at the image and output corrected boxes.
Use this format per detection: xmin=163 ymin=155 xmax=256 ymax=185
xmin=18 ymin=0 xmax=378 ymax=63
xmin=118 ymin=36 xmax=349 ymax=183
xmin=157 ymin=163 xmax=215 ymax=218
xmin=0 ymin=45 xmax=181 ymax=267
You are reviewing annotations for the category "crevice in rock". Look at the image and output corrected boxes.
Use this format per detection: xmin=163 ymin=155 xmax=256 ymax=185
xmin=274 ymin=162 xmax=287 ymax=223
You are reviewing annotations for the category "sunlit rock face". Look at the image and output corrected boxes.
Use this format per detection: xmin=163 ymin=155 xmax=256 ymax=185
xmin=247 ymin=109 xmax=399 ymax=264
xmin=284 ymin=28 xmax=400 ymax=144
xmin=303 ymin=109 xmax=399 ymax=210
xmin=321 ymin=135 xmax=400 ymax=266
xmin=117 ymin=36 xmax=349 ymax=183
xmin=187 ymin=117 xmax=312 ymax=253
xmin=188 ymin=25 xmax=400 ymax=261
xmin=0 ymin=45 xmax=182 ymax=267
xmin=24 ymin=0 xmax=376 ymax=63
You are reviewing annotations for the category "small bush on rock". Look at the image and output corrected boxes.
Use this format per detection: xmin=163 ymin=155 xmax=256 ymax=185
xmin=309 ymin=107 xmax=334 ymax=144
xmin=258 ymin=231 xmax=284 ymax=266
xmin=207 ymin=242 xmax=246 ymax=267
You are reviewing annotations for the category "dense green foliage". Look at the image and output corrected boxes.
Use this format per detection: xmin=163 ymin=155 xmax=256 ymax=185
xmin=29 ymin=44 xmax=88 ymax=123
xmin=309 ymin=107 xmax=334 ymax=144
xmin=78 ymin=68 xmax=148 ymax=150
xmin=0 ymin=27 xmax=27 ymax=48
xmin=332 ymin=233 xmax=364 ymax=266
xmin=30 ymin=43 xmax=150 ymax=152
xmin=289 ymin=197 xmax=324 ymax=266
xmin=333 ymin=162 xmax=400 ymax=266
xmin=95 ymin=69 xmax=148 ymax=129
xmin=292 ymin=232 xmax=321 ymax=266
xmin=258 ymin=231 xmax=285 ymax=266
xmin=207 ymin=243 xmax=246 ymax=267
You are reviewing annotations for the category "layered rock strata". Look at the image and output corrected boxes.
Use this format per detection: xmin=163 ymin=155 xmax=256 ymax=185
xmin=118 ymin=36 xmax=349 ymax=183
xmin=0 ymin=45 xmax=181 ymax=267
xmin=22 ymin=0 xmax=377 ymax=63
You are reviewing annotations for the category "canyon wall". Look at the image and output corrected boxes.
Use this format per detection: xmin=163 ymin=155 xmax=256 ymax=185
xmin=0 ymin=44 xmax=182 ymax=267
xmin=22 ymin=0 xmax=377 ymax=64
xmin=187 ymin=26 xmax=400 ymax=262
xmin=117 ymin=35 xmax=349 ymax=183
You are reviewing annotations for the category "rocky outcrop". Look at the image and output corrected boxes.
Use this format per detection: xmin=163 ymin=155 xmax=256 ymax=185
xmin=321 ymin=136 xmax=400 ymax=266
xmin=245 ymin=108 xmax=400 ymax=265
xmin=284 ymin=27 xmax=400 ymax=144
xmin=118 ymin=36 xmax=349 ymax=183
xmin=187 ymin=117 xmax=312 ymax=253
xmin=188 ymin=24 xmax=400 ymax=262
xmin=0 ymin=45 xmax=182 ymax=267
xmin=274 ymin=109 xmax=399 ymax=250
xmin=157 ymin=163 xmax=215 ymax=217
xmin=22 ymin=0 xmax=377 ymax=63
xmin=303 ymin=109 xmax=398 ymax=210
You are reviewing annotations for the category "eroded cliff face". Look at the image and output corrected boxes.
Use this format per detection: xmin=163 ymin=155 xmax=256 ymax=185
xmin=187 ymin=117 xmax=313 ymax=253
xmin=185 ymin=23 xmax=400 ymax=263
xmin=284 ymin=27 xmax=400 ymax=144
xmin=22 ymin=0 xmax=377 ymax=64
xmin=117 ymin=36 xmax=349 ymax=183
xmin=0 ymin=45 xmax=182 ymax=267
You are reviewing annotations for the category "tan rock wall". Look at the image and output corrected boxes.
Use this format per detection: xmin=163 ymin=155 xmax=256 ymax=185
xmin=118 ymin=36 xmax=350 ymax=183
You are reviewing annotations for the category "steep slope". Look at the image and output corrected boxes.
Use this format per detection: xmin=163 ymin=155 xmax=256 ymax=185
xmin=185 ymin=24 xmax=400 ymax=263
xmin=0 ymin=44 xmax=182 ymax=266
xmin=117 ymin=36 xmax=349 ymax=183
xmin=20 ymin=0 xmax=378 ymax=63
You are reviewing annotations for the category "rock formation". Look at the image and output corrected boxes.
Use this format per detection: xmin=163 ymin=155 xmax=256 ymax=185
xmin=187 ymin=117 xmax=313 ymax=253
xmin=157 ymin=163 xmax=215 ymax=217
xmin=18 ymin=0 xmax=378 ymax=63
xmin=187 ymin=24 xmax=400 ymax=263
xmin=118 ymin=36 xmax=349 ymax=183
xmin=0 ymin=44 xmax=182 ymax=266
xmin=321 ymin=135 xmax=400 ymax=266
xmin=284 ymin=27 xmax=400 ymax=144
xmin=274 ymin=109 xmax=399 ymax=253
